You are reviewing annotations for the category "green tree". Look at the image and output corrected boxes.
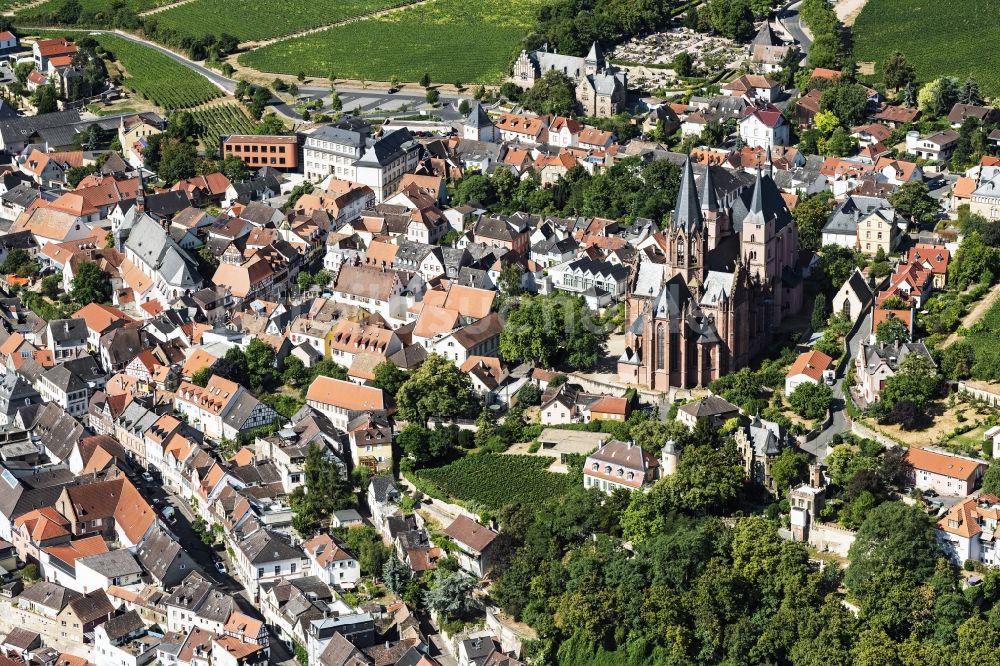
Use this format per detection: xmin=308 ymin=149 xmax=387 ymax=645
xmin=419 ymin=72 xmax=431 ymax=88
xmin=497 ymin=261 xmax=523 ymax=300
xmin=820 ymin=83 xmax=870 ymax=127
xmin=395 ymin=354 xmax=477 ymax=424
xmin=425 ymin=89 xmax=439 ymax=105
xmin=397 ymin=423 xmax=464 ymax=468
xmin=880 ymin=351 xmax=939 ymax=410
xmin=424 ymin=570 xmax=476 ymax=620
xmin=0 ymin=249 xmax=39 ymax=277
xmin=31 ymin=84 xmax=59 ymax=114
xmin=683 ymin=6 xmax=699 ymax=30
xmin=708 ymin=0 xmax=754 ymax=41
xmin=244 ymin=338 xmax=276 ymax=390
xmin=500 ymin=294 xmax=608 ymax=370
xmin=281 ymin=355 xmax=310 ymax=388
xmin=981 ymin=464 xmax=1000 ymax=496
xmin=940 ymin=340 xmax=975 ymax=381
xmin=822 ymin=126 xmax=856 ymax=156
xmin=522 ymin=70 xmax=578 ymax=116
xmin=794 ymin=191 xmax=834 ymax=251
xmin=876 ymin=318 xmax=910 ymax=344
xmin=890 ymin=180 xmax=939 ymax=224
xmin=788 ymin=382 xmax=833 ymax=420
xmin=383 ymin=555 xmax=411 ymax=595
xmin=341 ymin=525 xmax=390 ymax=576
xmin=372 ymin=361 xmax=409 ymax=397
xmin=811 ymin=293 xmax=828 ymax=331
xmin=458 ymin=99 xmax=470 ymax=114
xmin=949 ymin=231 xmax=999 ymax=288
xmin=66 ymin=165 xmax=98 ymax=187
xmin=70 ymin=261 xmax=111 ymax=304
xmin=672 ymin=51 xmax=694 ymax=77
xmin=156 ymin=138 xmax=199 ymax=184
xmin=290 ymin=443 xmax=352 ymax=536
xmin=882 ymin=51 xmax=915 ymax=92
xmin=918 ymin=77 xmax=958 ymax=118
xmin=191 ymin=367 xmax=212 ymax=387
xmin=667 ymin=442 xmax=744 ymax=514
xmin=960 ymin=75 xmax=983 ymax=106
xmin=220 ymin=154 xmax=249 ymax=183
xmin=770 ymin=448 xmax=810 ymax=493
xmin=845 ymin=502 xmax=939 ymax=593
xmin=40 ymin=274 xmax=61 ymax=299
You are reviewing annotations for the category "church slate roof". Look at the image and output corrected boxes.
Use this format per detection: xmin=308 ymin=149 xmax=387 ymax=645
xmin=730 ymin=169 xmax=795 ymax=233
xmin=672 ymin=157 xmax=704 ymax=232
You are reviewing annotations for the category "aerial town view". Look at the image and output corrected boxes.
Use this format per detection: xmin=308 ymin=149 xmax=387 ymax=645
xmin=0 ymin=0 xmax=997 ymax=663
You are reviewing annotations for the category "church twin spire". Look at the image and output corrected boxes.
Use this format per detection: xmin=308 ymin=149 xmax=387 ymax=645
xmin=673 ymin=157 xmax=704 ymax=232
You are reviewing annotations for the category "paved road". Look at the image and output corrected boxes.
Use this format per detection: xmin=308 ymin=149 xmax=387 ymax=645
xmin=100 ymin=30 xmax=468 ymax=122
xmin=25 ymin=28 xmax=471 ymax=123
xmin=800 ymin=311 xmax=871 ymax=461
xmin=779 ymin=1 xmax=813 ymax=55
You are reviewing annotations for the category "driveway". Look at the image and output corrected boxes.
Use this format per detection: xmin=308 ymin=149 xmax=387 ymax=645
xmin=800 ymin=311 xmax=871 ymax=461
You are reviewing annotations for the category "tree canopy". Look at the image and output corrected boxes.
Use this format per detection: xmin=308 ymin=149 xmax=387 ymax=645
xmin=500 ymin=293 xmax=608 ymax=370
xmin=395 ymin=354 xmax=478 ymax=424
xmin=70 ymin=261 xmax=111 ymax=304
xmin=290 ymin=443 xmax=354 ymax=536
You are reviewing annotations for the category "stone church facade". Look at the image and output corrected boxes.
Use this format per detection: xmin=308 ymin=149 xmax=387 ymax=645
xmin=618 ymin=159 xmax=803 ymax=390
xmin=511 ymin=42 xmax=626 ymax=117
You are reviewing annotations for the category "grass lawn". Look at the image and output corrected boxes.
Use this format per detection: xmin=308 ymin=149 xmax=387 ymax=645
xmin=411 ymin=453 xmax=573 ymax=510
xmin=866 ymin=396 xmax=996 ymax=456
xmin=946 ymin=422 xmax=993 ymax=458
xmin=853 ymin=0 xmax=1000 ymax=95
xmin=238 ymin=0 xmax=546 ymax=83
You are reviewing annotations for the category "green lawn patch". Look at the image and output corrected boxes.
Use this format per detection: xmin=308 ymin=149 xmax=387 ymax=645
xmin=411 ymin=453 xmax=573 ymax=510
xmin=238 ymin=0 xmax=546 ymax=83
xmin=853 ymin=0 xmax=1000 ymax=95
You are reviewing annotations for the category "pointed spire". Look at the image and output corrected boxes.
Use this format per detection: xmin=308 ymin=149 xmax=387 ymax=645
xmin=746 ymin=167 xmax=765 ymax=224
xmin=673 ymin=157 xmax=703 ymax=232
xmin=136 ymin=168 xmax=146 ymax=211
xmin=765 ymin=145 xmax=774 ymax=178
xmin=700 ymin=164 xmax=719 ymax=212
xmin=586 ymin=41 xmax=602 ymax=64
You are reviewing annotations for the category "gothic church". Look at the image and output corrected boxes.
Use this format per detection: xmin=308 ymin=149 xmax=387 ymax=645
xmin=618 ymin=158 xmax=804 ymax=390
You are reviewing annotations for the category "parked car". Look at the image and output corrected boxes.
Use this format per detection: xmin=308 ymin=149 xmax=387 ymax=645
xmin=142 ymin=472 xmax=154 ymax=484
xmin=160 ymin=505 xmax=177 ymax=524
xmin=924 ymin=488 xmax=939 ymax=498
xmin=214 ymin=561 xmax=227 ymax=574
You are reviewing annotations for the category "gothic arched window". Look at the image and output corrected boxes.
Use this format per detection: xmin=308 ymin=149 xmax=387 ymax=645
xmin=656 ymin=323 xmax=665 ymax=370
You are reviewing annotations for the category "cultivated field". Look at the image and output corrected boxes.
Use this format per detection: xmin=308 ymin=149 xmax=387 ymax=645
xmin=965 ymin=296 xmax=1000 ymax=381
xmin=148 ymin=0 xmax=413 ymax=43
xmin=853 ymin=0 xmax=1000 ymax=95
xmin=191 ymin=103 xmax=256 ymax=155
xmin=17 ymin=0 xmax=170 ymax=23
xmin=412 ymin=453 xmax=572 ymax=510
xmin=97 ymin=34 xmax=224 ymax=109
xmin=238 ymin=0 xmax=544 ymax=83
